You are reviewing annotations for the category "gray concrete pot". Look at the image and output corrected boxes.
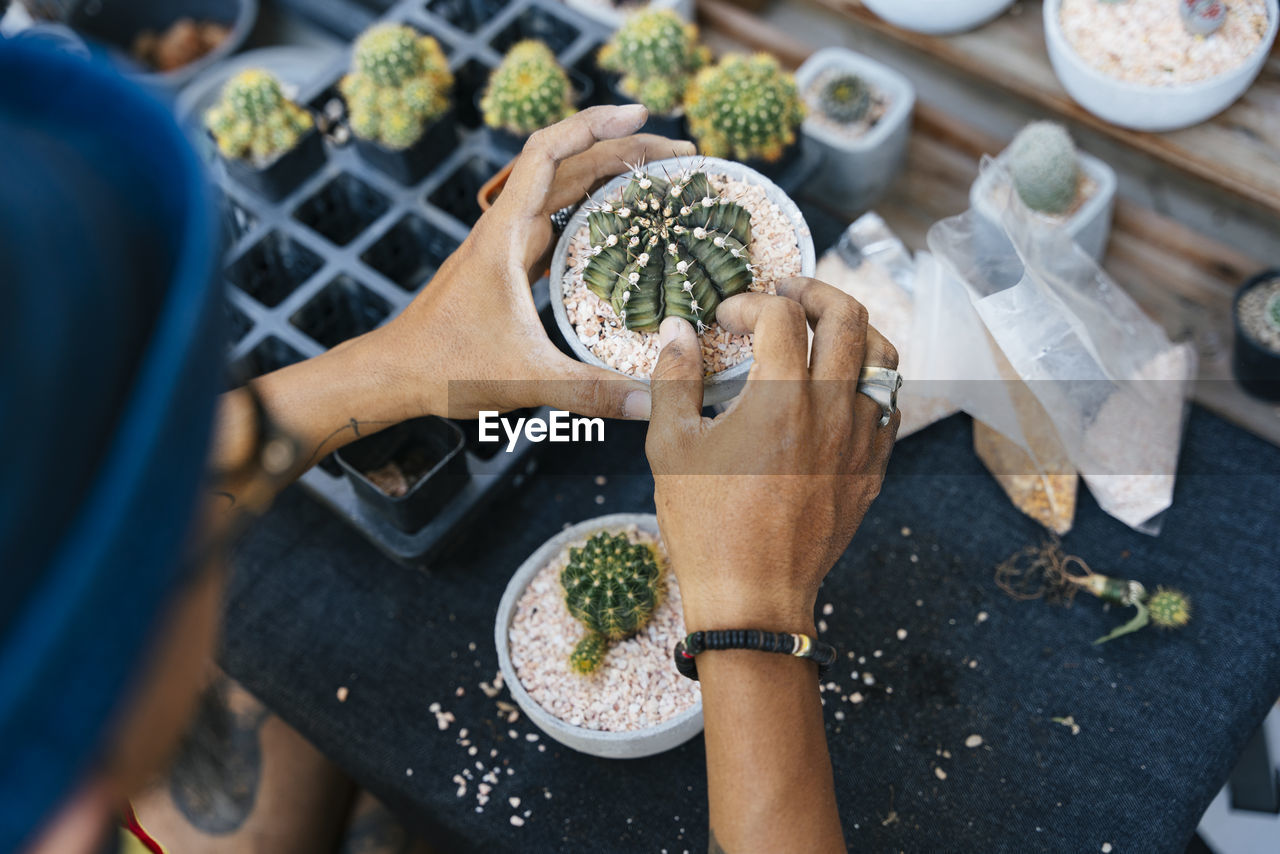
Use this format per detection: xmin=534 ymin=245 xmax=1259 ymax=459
xmin=549 ymin=156 xmax=816 ymax=408
xmin=563 ymin=0 xmax=693 ymax=30
xmin=494 ymin=513 xmax=703 ymax=759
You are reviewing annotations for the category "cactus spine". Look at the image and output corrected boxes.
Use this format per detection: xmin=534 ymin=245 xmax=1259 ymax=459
xmin=685 ymin=53 xmax=805 ymax=163
xmin=1147 ymin=587 xmax=1192 ymax=629
xmin=582 ymin=164 xmax=753 ymax=332
xmin=481 ymin=40 xmax=576 ymax=136
xmin=1181 ymin=0 xmax=1227 ymax=36
xmin=817 ymin=72 xmax=872 ymax=124
xmin=340 ymin=24 xmax=453 ymax=149
xmin=561 ymin=531 xmax=664 ymax=674
xmin=1006 ymin=121 xmax=1081 ymax=215
xmin=205 ymin=69 xmax=313 ymax=162
xmin=598 ymin=9 xmax=710 ymax=116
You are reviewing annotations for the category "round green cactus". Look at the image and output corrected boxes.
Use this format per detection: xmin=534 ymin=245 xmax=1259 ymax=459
xmin=1147 ymin=586 xmax=1191 ymax=629
xmin=582 ymin=165 xmax=754 ymax=332
xmin=205 ymin=69 xmax=314 ymax=162
xmin=598 ymin=9 xmax=710 ymax=116
xmin=481 ymin=40 xmax=575 ymax=136
xmin=818 ymin=72 xmax=871 ymax=124
xmin=340 ymin=24 xmax=453 ymax=149
xmin=1006 ymin=121 xmax=1081 ymax=215
xmin=561 ymin=531 xmax=664 ymax=674
xmin=1267 ymin=292 xmax=1280 ymax=332
xmin=685 ymin=53 xmax=805 ymax=163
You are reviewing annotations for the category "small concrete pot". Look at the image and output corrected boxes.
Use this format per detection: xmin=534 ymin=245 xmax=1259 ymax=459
xmin=563 ymin=0 xmax=694 ymax=31
xmin=494 ymin=513 xmax=703 ymax=759
xmin=549 ymin=156 xmax=816 ymax=407
xmin=795 ymin=46 xmax=916 ymax=216
xmin=862 ymin=0 xmax=1015 ymax=34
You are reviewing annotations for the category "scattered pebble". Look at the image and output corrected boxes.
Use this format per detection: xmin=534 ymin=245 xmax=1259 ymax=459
xmin=901 ymin=527 xmax=912 ymax=537
xmin=834 ymin=710 xmax=845 ymax=721
xmin=595 ymin=495 xmax=605 ymax=505
xmin=822 ymin=603 xmax=834 ymax=616
xmin=510 ymin=815 xmax=525 ymax=827
xmin=851 ymin=692 xmax=864 ymax=704
xmin=1101 ymin=844 xmax=1113 ymax=853
xmin=818 ymin=619 xmax=828 ymax=633
xmin=405 ymin=768 xmax=413 ymax=777
xmin=336 ymin=686 xmax=349 ymax=702
xmin=977 ymin=612 xmax=989 ymax=623
xmin=965 ymin=734 xmax=984 ymax=748
xmin=896 ymin=629 xmax=907 ymax=640
xmin=594 ymin=475 xmax=607 ymax=486
xmin=509 ymin=797 xmax=521 ymax=808
xmin=934 ymin=767 xmax=947 ymax=781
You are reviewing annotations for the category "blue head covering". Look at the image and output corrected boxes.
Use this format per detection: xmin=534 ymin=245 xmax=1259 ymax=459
xmin=0 ymin=39 xmax=223 ymax=850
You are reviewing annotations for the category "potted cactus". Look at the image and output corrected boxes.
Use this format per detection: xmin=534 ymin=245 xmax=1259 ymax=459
xmin=563 ymin=0 xmax=695 ymax=31
xmin=861 ymin=0 xmax=1016 ymax=34
xmin=597 ymin=8 xmax=709 ymax=138
xmin=495 ymin=514 xmax=703 ymax=758
xmin=1233 ymin=269 xmax=1280 ymax=401
xmin=684 ymin=53 xmax=807 ymax=188
xmin=969 ymin=121 xmax=1117 ymax=262
xmin=204 ymin=68 xmax=325 ymax=202
xmin=480 ymin=40 xmax=580 ymax=155
xmin=340 ymin=23 xmax=456 ymax=186
xmin=794 ymin=46 xmax=915 ymax=216
xmin=548 ymin=155 xmax=815 ymax=406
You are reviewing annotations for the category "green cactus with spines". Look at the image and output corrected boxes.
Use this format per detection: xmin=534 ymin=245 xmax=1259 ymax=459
xmin=1267 ymin=292 xmax=1280 ymax=332
xmin=340 ymin=24 xmax=453 ymax=149
xmin=1006 ymin=121 xmax=1081 ymax=215
xmin=481 ymin=40 xmax=576 ymax=136
xmin=685 ymin=53 xmax=805 ymax=163
xmin=598 ymin=9 xmax=710 ymax=116
xmin=1181 ymin=0 xmax=1226 ymax=36
xmin=205 ymin=69 xmax=314 ymax=162
xmin=561 ymin=531 xmax=664 ymax=674
xmin=818 ymin=72 xmax=872 ymax=124
xmin=582 ymin=164 xmax=754 ymax=332
xmin=1147 ymin=587 xmax=1191 ymax=629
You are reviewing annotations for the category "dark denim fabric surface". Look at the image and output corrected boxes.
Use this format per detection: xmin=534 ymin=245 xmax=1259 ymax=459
xmin=222 ymin=407 xmax=1280 ymax=854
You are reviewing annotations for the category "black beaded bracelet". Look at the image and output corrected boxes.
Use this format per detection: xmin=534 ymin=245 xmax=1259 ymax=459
xmin=673 ymin=630 xmax=837 ymax=681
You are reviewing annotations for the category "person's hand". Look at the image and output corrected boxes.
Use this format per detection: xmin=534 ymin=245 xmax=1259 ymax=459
xmin=646 ymin=277 xmax=900 ymax=634
xmin=373 ymin=105 xmax=694 ymax=421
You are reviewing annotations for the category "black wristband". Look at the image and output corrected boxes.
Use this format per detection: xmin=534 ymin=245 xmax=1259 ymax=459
xmin=673 ymin=630 xmax=837 ymax=681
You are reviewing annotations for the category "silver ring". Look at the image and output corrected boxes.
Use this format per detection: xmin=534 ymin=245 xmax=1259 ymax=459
xmin=858 ymin=366 xmax=902 ymax=427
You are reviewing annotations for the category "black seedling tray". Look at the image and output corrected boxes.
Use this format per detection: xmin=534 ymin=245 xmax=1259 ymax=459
xmin=213 ymin=0 xmax=612 ymax=566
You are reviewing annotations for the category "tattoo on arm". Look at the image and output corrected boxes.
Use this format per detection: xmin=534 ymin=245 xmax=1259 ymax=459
xmin=708 ymin=828 xmax=729 ymax=854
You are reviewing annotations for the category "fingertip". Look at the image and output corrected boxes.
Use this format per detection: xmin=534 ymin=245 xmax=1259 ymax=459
xmin=659 ymin=315 xmax=693 ymax=349
xmin=615 ymin=103 xmax=648 ymax=131
xmin=672 ymin=140 xmax=696 ymax=157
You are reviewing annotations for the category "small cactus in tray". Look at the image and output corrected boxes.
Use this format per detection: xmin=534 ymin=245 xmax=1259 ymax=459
xmin=340 ymin=24 xmax=453 ymax=149
xmin=817 ymin=72 xmax=872 ymax=124
xmin=1006 ymin=121 xmax=1081 ymax=215
xmin=1181 ymin=0 xmax=1227 ymax=36
xmin=481 ymin=40 xmax=576 ymax=136
xmin=1147 ymin=586 xmax=1192 ymax=629
xmin=685 ymin=53 xmax=805 ymax=163
xmin=598 ymin=9 xmax=710 ymax=116
xmin=205 ymin=69 xmax=314 ymax=163
xmin=581 ymin=164 xmax=754 ymax=332
xmin=561 ymin=531 xmax=664 ymax=674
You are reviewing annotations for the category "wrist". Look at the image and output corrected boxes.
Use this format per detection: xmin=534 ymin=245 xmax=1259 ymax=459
xmin=681 ymin=589 xmax=817 ymax=638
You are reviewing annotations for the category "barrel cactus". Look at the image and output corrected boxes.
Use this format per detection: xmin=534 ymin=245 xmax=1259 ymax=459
xmin=1181 ymin=0 xmax=1227 ymax=36
xmin=818 ymin=72 xmax=872 ymax=124
xmin=205 ymin=69 xmax=313 ymax=162
xmin=1006 ymin=121 xmax=1081 ymax=215
xmin=481 ymin=40 xmax=575 ymax=136
xmin=340 ymin=24 xmax=453 ymax=149
xmin=685 ymin=53 xmax=805 ymax=163
xmin=561 ymin=531 xmax=664 ymax=674
xmin=598 ymin=9 xmax=710 ymax=116
xmin=1147 ymin=587 xmax=1192 ymax=629
xmin=581 ymin=164 xmax=753 ymax=332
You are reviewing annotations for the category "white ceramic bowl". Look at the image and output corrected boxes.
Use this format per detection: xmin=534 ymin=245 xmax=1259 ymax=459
xmin=1043 ymin=0 xmax=1279 ymax=131
xmin=862 ymin=0 xmax=1016 ymax=35
xmin=549 ymin=156 xmax=816 ymax=407
xmin=495 ymin=513 xmax=703 ymax=759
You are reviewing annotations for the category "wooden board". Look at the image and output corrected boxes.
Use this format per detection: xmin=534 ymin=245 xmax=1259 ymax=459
xmin=700 ymin=0 xmax=1280 ymax=446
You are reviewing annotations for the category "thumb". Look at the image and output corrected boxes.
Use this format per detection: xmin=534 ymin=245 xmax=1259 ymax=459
xmin=649 ymin=317 xmax=704 ymax=429
xmin=537 ymin=352 xmax=653 ymax=420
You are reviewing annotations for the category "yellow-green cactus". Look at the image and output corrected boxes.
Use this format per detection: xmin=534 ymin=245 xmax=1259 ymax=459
xmin=481 ymin=40 xmax=575 ymax=136
xmin=561 ymin=531 xmax=664 ymax=674
xmin=340 ymin=24 xmax=453 ymax=149
xmin=1147 ymin=587 xmax=1191 ymax=629
xmin=598 ymin=9 xmax=709 ymax=116
xmin=205 ymin=69 xmax=314 ymax=162
xmin=685 ymin=53 xmax=805 ymax=163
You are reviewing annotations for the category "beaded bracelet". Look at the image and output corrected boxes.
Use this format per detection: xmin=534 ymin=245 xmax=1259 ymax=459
xmin=673 ymin=630 xmax=837 ymax=681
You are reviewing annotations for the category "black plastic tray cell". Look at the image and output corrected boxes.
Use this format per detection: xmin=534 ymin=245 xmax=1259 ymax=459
xmin=427 ymin=154 xmax=505 ymax=228
xmin=291 ymin=275 xmax=392 ymax=348
xmin=225 ymin=301 xmax=253 ymax=349
xmin=571 ymin=43 xmax=612 ymax=109
xmin=231 ymin=336 xmax=306 ymax=381
xmin=220 ymin=194 xmax=258 ymax=247
xmin=362 ymin=214 xmax=460 ymax=291
xmin=316 ymin=454 xmax=343 ymax=477
xmin=425 ymin=0 xmax=512 ymax=33
xmin=452 ymin=57 xmax=495 ymax=129
xmin=226 ymin=231 xmax=324 ymax=308
xmin=489 ymin=5 xmax=581 ymax=56
xmin=293 ymin=173 xmax=391 ymax=247
xmin=309 ymin=76 xmax=347 ymax=131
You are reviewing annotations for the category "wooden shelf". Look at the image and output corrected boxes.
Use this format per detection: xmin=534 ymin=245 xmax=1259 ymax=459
xmin=700 ymin=0 xmax=1280 ymax=446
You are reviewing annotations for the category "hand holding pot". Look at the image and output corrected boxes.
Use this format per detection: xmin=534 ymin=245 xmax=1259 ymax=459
xmin=379 ymin=105 xmax=695 ymax=420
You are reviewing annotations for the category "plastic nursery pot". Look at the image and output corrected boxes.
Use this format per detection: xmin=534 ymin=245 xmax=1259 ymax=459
xmin=1233 ymin=269 xmax=1280 ymax=402
xmin=741 ymin=137 xmax=817 ymax=198
xmin=969 ymin=148 xmax=1117 ymax=263
xmin=351 ymin=110 xmax=459 ymax=187
xmin=335 ymin=416 xmax=468 ymax=534
xmin=861 ymin=0 xmax=1015 ymax=34
xmin=476 ymin=70 xmax=595 ymax=157
xmin=603 ymin=76 xmax=688 ymax=139
xmin=220 ymin=126 xmax=327 ymax=203
xmin=64 ymin=0 xmax=259 ymax=89
xmin=1043 ymin=0 xmax=1280 ymax=132
xmin=549 ymin=155 xmax=817 ymax=407
xmin=795 ymin=46 xmax=916 ymax=217
xmin=562 ymin=0 xmax=694 ymax=31
xmin=494 ymin=513 xmax=703 ymax=759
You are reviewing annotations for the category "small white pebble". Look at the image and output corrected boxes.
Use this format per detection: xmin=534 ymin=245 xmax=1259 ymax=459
xmin=509 ymin=797 xmax=521 ymax=808
xmin=818 ymin=619 xmax=828 ymax=633
xmin=455 ymin=686 xmax=465 ymax=697
xmin=965 ymin=734 xmax=983 ymax=748
xmin=934 ymin=767 xmax=947 ymax=781
xmin=977 ymin=611 xmax=989 ymax=623
xmin=336 ymin=686 xmax=349 ymax=702
xmin=1101 ymin=844 xmax=1113 ymax=853
xmin=873 ymin=650 xmax=882 ymax=658
xmin=460 ymin=728 xmax=469 ymax=738
xmin=834 ymin=710 xmax=845 ymax=721
xmin=508 ymin=729 xmax=518 ymax=739
xmin=405 ymin=768 xmax=413 ymax=777
xmin=896 ymin=629 xmax=907 ymax=640
xmin=537 ymin=744 xmax=545 ymax=752
xmin=479 ymin=783 xmax=491 ymax=795
xmin=468 ymin=746 xmax=477 ymax=756
xmin=510 ymin=816 xmax=525 ymax=827
xmin=822 ymin=603 xmax=834 ymax=616
xmin=969 ymin=660 xmax=979 ymax=670
xmin=901 ymin=527 xmax=912 ymax=537
xmin=526 ymin=733 xmax=539 ymax=742
xmin=594 ymin=495 xmax=605 ymax=505
xmin=863 ymin=674 xmax=875 ymax=686
xmin=468 ymin=642 xmax=476 ymax=652
xmin=851 ymin=692 xmax=864 ymax=704
xmin=428 ymin=702 xmax=441 ymax=713
xmin=885 ymin=686 xmax=893 ymax=695
xmin=595 ymin=475 xmax=607 ymax=486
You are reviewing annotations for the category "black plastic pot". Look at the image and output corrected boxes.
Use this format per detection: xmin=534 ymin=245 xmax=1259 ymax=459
xmin=351 ymin=110 xmax=459 ymax=186
xmin=337 ymin=416 xmax=468 ymax=533
xmin=743 ymin=137 xmax=806 ymax=191
xmin=604 ymin=75 xmax=687 ymax=140
xmin=222 ymin=127 xmax=326 ymax=203
xmin=477 ymin=70 xmax=594 ymax=157
xmin=1233 ymin=269 xmax=1280 ymax=402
